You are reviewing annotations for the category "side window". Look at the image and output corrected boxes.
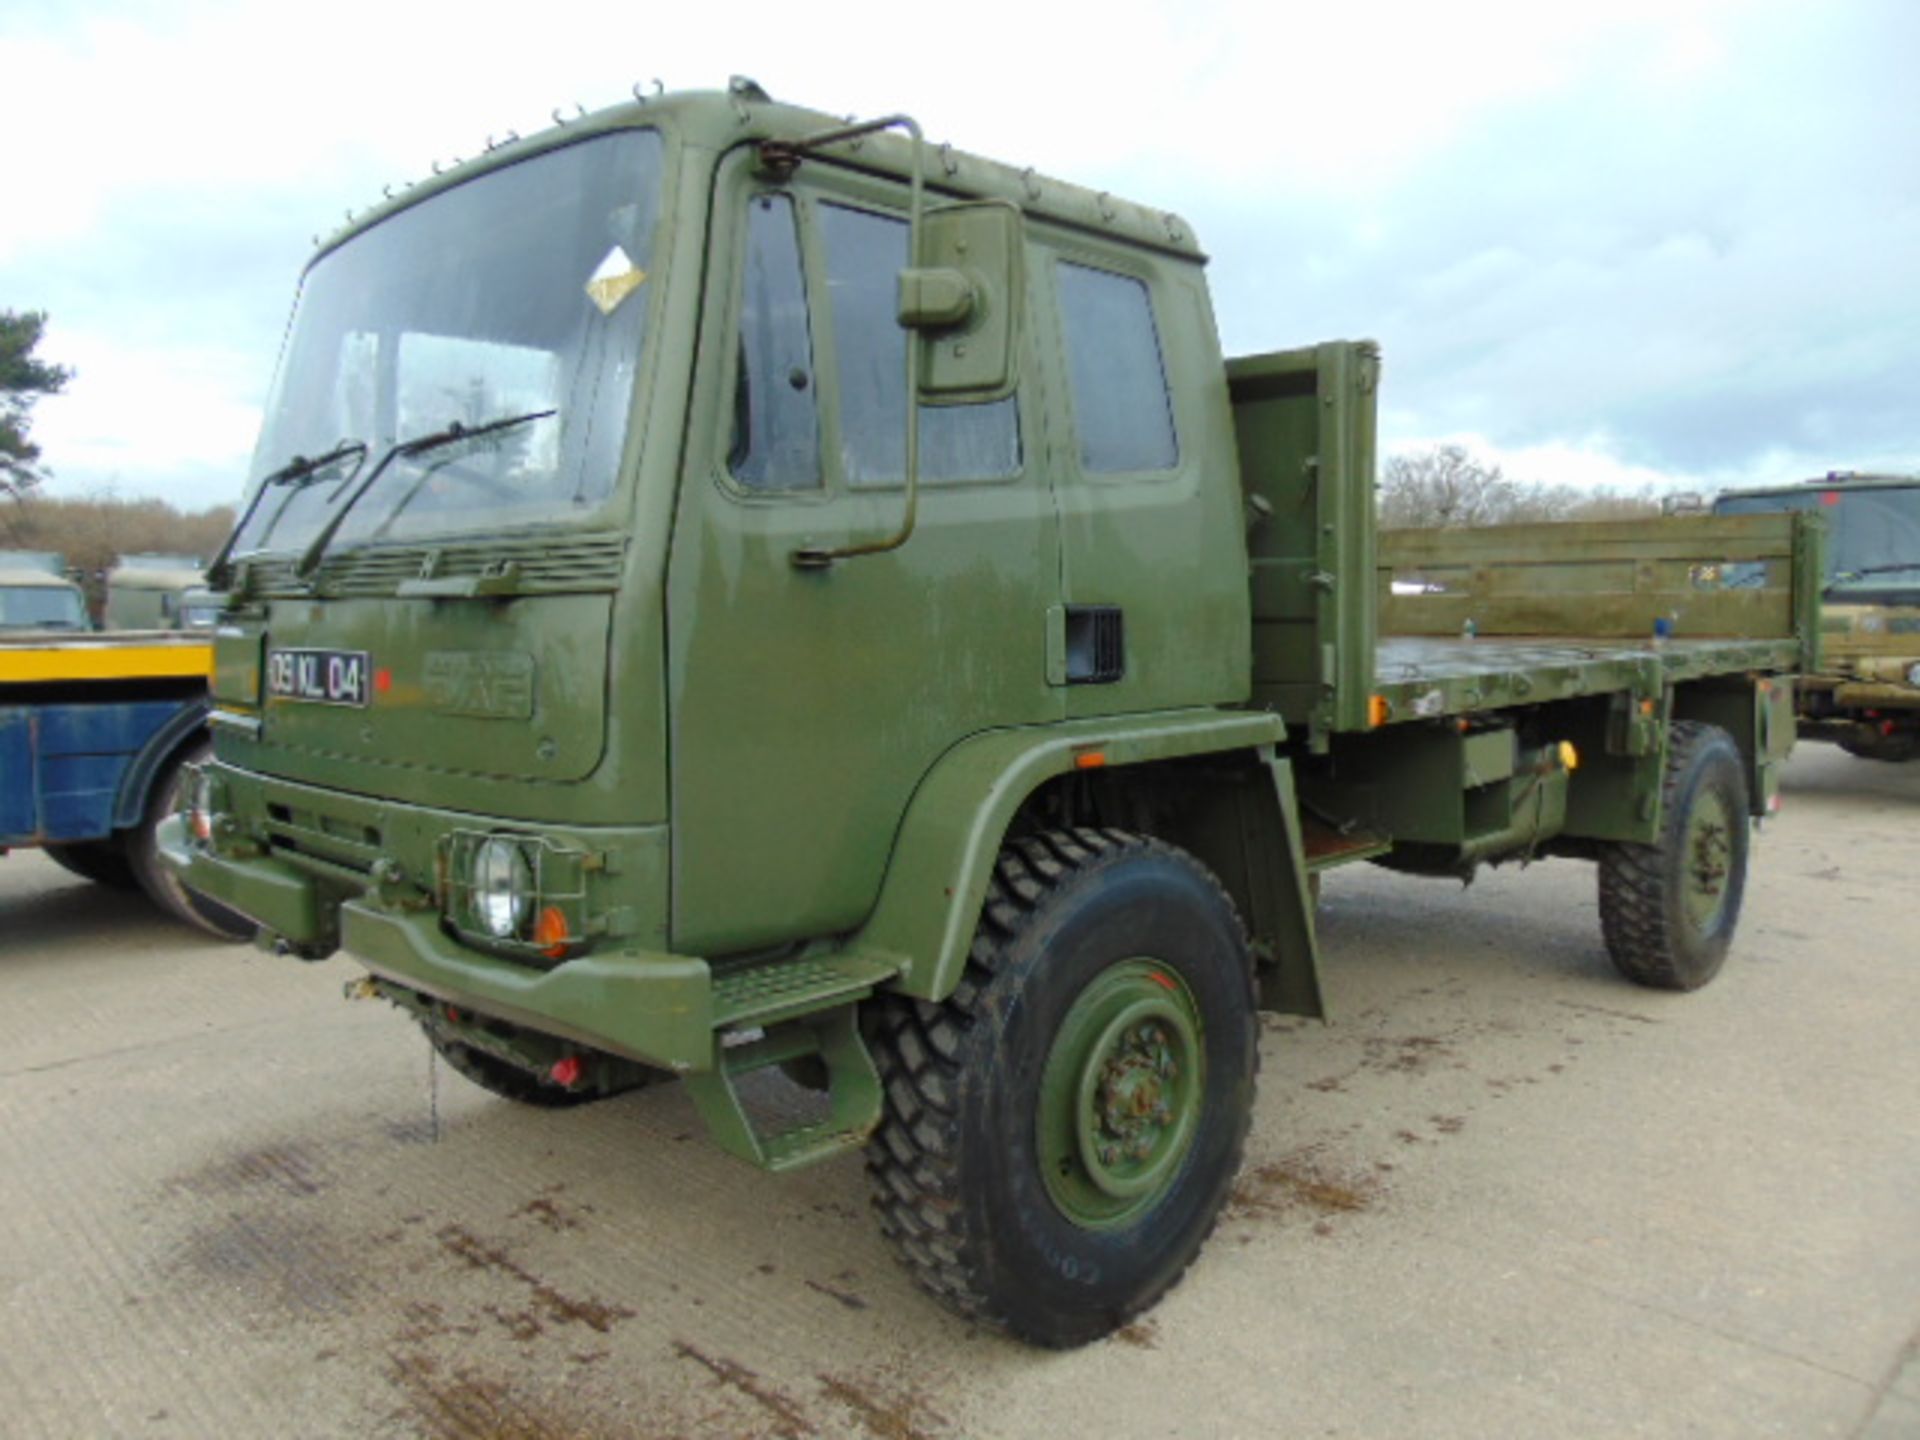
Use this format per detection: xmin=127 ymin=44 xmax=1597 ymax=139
xmin=818 ymin=203 xmax=1020 ymax=487
xmin=1056 ymin=261 xmax=1178 ymax=474
xmin=729 ymin=194 xmax=821 ymax=491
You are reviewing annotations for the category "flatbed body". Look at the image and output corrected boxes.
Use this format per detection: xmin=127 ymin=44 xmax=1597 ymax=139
xmin=1371 ymin=634 xmax=1801 ymax=721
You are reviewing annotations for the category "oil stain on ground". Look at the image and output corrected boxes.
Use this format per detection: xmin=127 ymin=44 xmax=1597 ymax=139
xmin=1228 ymin=1151 xmax=1381 ymax=1224
xmin=671 ymin=1342 xmax=957 ymax=1440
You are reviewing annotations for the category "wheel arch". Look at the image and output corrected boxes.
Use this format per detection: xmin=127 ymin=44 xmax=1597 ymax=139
xmin=849 ymin=710 xmax=1324 ymax=1017
xmin=110 ymin=698 xmax=210 ymax=831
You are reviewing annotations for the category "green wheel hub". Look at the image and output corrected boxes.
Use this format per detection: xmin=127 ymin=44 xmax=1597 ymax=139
xmin=1682 ymin=784 xmax=1736 ymax=932
xmin=1038 ymin=960 xmax=1205 ymax=1228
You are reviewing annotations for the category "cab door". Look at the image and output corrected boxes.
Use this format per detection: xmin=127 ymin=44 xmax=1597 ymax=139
xmin=1029 ymin=232 xmax=1250 ymax=719
xmin=664 ymin=150 xmax=1062 ymax=957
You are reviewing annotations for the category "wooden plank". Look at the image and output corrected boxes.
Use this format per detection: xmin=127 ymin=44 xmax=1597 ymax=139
xmin=1382 ymin=589 xmax=1790 ymax=639
xmin=1379 ymin=512 xmax=1799 ymax=566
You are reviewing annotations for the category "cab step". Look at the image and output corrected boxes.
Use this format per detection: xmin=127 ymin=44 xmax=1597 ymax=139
xmin=687 ymin=953 xmax=900 ymax=1173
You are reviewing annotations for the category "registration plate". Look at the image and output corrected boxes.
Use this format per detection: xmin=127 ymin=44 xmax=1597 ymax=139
xmin=266 ymin=648 xmax=370 ymax=707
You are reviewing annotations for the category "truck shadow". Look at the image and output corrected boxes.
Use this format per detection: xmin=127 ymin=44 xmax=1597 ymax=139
xmin=1779 ymin=745 xmax=1920 ymax=806
xmin=0 ymin=872 xmax=209 ymax=959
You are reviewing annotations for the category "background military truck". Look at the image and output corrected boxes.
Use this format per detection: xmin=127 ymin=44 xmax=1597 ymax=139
xmin=0 ymin=551 xmax=90 ymax=634
xmin=103 ymin=553 xmax=216 ymax=631
xmin=1713 ymin=473 xmax=1919 ymax=762
xmin=166 ymin=82 xmax=1820 ymax=1347
xmin=1 ymin=627 xmax=254 ymax=937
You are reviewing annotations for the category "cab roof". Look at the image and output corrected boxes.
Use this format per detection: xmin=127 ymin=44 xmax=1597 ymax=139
xmin=0 ymin=551 xmax=75 ymax=587
xmin=110 ymin=553 xmax=205 ymax=585
xmin=317 ymin=79 xmax=1204 ymax=267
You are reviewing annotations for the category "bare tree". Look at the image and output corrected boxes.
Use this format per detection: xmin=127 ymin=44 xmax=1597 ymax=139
xmin=7 ymin=492 xmax=236 ymax=615
xmin=1379 ymin=444 xmax=1518 ymax=527
xmin=1379 ymin=444 xmax=1661 ymax=528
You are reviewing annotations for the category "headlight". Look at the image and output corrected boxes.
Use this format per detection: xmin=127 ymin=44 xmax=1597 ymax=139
xmin=1907 ymin=662 xmax=1920 ymax=687
xmin=472 ymin=836 xmax=533 ymax=939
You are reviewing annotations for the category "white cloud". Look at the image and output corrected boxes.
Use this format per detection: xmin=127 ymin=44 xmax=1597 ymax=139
xmin=1 ymin=0 xmax=1914 ymax=506
xmin=31 ymin=328 xmax=262 ymax=510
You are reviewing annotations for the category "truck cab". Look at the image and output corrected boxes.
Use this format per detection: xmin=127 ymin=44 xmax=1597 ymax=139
xmin=104 ymin=553 xmax=211 ymax=631
xmin=175 ymin=85 xmax=1248 ymax=982
xmin=0 ymin=551 xmax=90 ymax=634
xmin=1714 ymin=474 xmax=1920 ymax=761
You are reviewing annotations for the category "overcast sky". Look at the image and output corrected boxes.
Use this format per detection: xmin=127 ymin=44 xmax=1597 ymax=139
xmin=4 ymin=0 xmax=1916 ymax=512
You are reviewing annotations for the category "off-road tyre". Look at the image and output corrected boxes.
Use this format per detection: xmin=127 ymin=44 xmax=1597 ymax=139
xmin=1597 ymin=721 xmax=1750 ymax=991
xmin=863 ymin=828 xmax=1259 ymax=1348
xmin=42 ymin=838 xmax=139 ymax=890
xmin=422 ymin=1026 xmax=659 ymax=1109
xmin=126 ymin=740 xmax=256 ymax=941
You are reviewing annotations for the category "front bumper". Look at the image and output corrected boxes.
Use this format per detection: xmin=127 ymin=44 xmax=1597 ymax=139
xmin=158 ymin=813 xmax=716 ymax=1072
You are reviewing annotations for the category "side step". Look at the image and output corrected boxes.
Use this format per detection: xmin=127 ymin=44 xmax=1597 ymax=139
xmin=685 ymin=954 xmax=898 ymax=1173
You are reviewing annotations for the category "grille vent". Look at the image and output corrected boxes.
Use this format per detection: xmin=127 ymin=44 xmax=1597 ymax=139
xmin=241 ymin=535 xmax=626 ymax=598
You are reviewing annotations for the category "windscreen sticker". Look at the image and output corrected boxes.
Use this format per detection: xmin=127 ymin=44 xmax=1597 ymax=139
xmin=586 ymin=245 xmax=647 ymax=315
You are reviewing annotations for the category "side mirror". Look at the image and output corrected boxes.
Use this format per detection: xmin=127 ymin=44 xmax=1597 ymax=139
xmin=898 ymin=200 xmax=1023 ymax=403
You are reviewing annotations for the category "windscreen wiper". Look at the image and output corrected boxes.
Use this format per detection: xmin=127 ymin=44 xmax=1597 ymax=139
xmin=294 ymin=409 xmax=557 ymax=580
xmin=205 ymin=439 xmax=368 ymax=588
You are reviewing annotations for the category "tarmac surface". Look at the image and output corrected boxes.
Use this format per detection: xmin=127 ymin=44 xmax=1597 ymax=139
xmin=1 ymin=743 xmax=1915 ymax=1439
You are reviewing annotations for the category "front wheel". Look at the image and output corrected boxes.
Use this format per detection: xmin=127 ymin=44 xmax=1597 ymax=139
xmin=1597 ymin=722 xmax=1750 ymax=991
xmin=864 ymin=829 xmax=1258 ymax=1348
xmin=127 ymin=740 xmax=256 ymax=941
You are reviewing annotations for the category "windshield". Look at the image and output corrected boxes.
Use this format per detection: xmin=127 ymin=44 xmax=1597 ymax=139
xmin=0 ymin=584 xmax=88 ymax=630
xmin=1715 ymin=485 xmax=1920 ymax=593
xmin=231 ymin=128 xmax=664 ymax=557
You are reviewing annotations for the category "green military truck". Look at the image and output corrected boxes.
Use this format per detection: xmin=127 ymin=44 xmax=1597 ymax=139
xmin=1713 ymin=474 xmax=1919 ymax=761
xmin=0 ymin=551 xmax=91 ymax=633
xmin=104 ymin=553 xmax=217 ymax=631
xmin=166 ymin=81 xmax=1820 ymax=1347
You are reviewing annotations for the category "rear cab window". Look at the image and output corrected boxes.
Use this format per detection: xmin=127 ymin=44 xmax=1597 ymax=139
xmin=1054 ymin=259 xmax=1179 ymax=475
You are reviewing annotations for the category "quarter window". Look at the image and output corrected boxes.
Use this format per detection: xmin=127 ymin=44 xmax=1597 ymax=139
xmin=819 ymin=203 xmax=1020 ymax=487
xmin=1056 ymin=261 xmax=1178 ymax=474
xmin=729 ymin=194 xmax=821 ymax=491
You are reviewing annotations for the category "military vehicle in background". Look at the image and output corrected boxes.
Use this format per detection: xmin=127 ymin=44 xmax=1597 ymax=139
xmin=104 ymin=553 xmax=216 ymax=631
xmin=165 ymin=81 xmax=1821 ymax=1346
xmin=0 ymin=551 xmax=91 ymax=633
xmin=1714 ymin=473 xmax=1920 ymax=761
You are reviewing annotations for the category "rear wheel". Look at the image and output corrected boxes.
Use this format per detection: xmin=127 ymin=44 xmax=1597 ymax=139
xmin=42 ymin=838 xmax=139 ymax=890
xmin=863 ymin=829 xmax=1258 ymax=1348
xmin=1598 ymin=722 xmax=1750 ymax=991
xmin=127 ymin=740 xmax=256 ymax=941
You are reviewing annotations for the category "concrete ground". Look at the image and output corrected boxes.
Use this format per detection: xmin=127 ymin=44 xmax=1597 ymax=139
xmin=1 ymin=744 xmax=1915 ymax=1439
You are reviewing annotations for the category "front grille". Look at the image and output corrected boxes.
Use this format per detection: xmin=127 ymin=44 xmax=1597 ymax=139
xmin=243 ymin=535 xmax=627 ymax=598
xmin=262 ymin=799 xmax=383 ymax=875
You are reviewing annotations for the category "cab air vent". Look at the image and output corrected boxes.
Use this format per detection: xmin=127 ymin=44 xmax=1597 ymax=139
xmin=1065 ymin=605 xmax=1125 ymax=685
